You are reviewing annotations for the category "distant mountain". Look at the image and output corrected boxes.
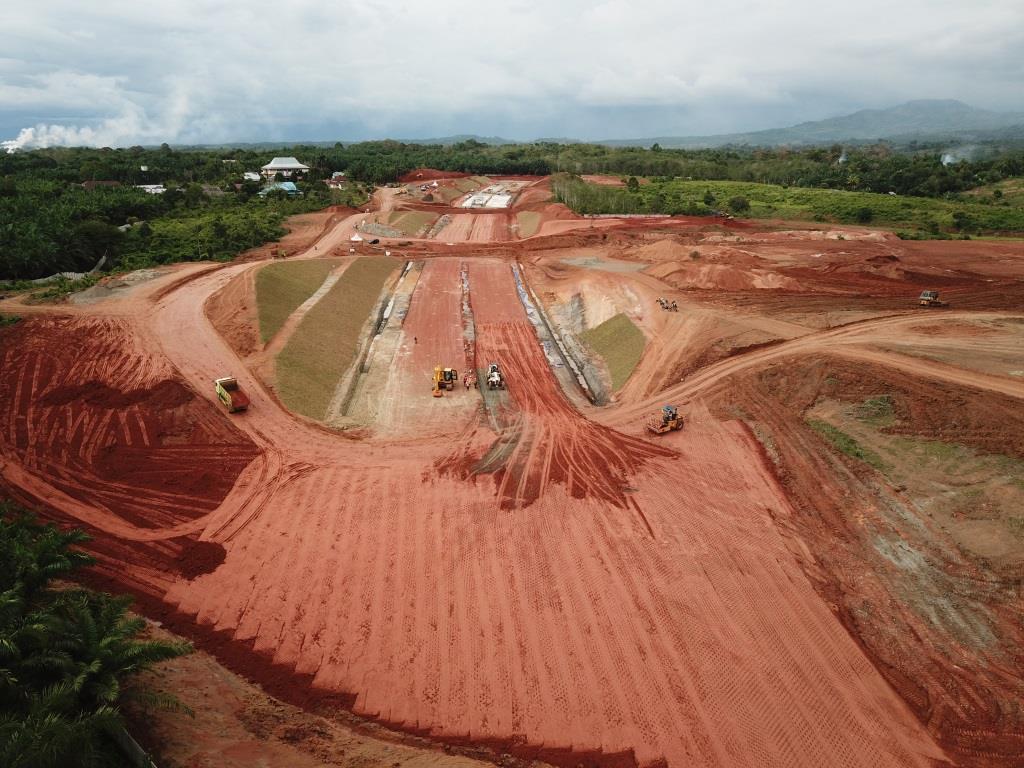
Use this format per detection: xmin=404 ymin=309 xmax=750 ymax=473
xmin=600 ymin=100 xmax=1024 ymax=148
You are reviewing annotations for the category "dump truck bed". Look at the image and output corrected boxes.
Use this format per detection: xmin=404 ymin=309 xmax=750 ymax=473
xmin=215 ymin=377 xmax=250 ymax=412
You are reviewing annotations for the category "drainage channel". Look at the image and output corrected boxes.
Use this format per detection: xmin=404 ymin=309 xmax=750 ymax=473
xmin=511 ymin=262 xmax=602 ymax=407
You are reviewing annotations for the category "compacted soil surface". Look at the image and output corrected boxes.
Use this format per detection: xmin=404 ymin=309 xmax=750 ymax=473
xmin=2 ymin=182 xmax=1023 ymax=767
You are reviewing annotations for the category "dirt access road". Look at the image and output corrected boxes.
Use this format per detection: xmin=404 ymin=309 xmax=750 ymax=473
xmin=5 ymin=184 xmax=1023 ymax=766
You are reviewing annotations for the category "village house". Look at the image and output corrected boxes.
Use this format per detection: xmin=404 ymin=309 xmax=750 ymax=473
xmin=260 ymin=156 xmax=310 ymax=179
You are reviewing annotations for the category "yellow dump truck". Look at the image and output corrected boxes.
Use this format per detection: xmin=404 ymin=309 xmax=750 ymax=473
xmin=214 ymin=377 xmax=250 ymax=413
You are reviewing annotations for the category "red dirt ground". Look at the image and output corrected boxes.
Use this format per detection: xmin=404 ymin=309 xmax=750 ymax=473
xmin=3 ymin=181 xmax=1024 ymax=767
xmin=400 ymin=168 xmax=472 ymax=182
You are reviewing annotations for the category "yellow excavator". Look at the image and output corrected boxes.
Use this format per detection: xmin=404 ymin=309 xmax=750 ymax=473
xmin=432 ymin=366 xmax=459 ymax=397
xmin=647 ymin=405 xmax=684 ymax=435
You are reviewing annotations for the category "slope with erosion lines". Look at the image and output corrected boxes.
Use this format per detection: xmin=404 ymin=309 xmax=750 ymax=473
xmin=0 ymin=252 xmax=949 ymax=767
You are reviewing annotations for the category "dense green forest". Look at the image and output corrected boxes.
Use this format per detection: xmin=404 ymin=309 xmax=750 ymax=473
xmin=2 ymin=139 xmax=1022 ymax=280
xmin=0 ymin=501 xmax=191 ymax=767
xmin=0 ymin=146 xmax=368 ymax=280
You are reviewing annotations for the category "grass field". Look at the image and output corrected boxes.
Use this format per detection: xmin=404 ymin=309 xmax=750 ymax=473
xmin=516 ymin=211 xmax=541 ymax=238
xmin=581 ymin=312 xmax=645 ymax=391
xmin=387 ymin=211 xmax=439 ymax=236
xmin=963 ymin=177 xmax=1024 ymax=207
xmin=553 ymin=174 xmax=1024 ymax=236
xmin=255 ymin=259 xmax=337 ymax=343
xmin=276 ymin=256 xmax=399 ymax=420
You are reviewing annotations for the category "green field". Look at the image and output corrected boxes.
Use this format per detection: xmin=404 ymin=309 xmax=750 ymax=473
xmin=387 ymin=210 xmax=439 ymax=236
xmin=255 ymin=259 xmax=337 ymax=343
xmin=516 ymin=211 xmax=541 ymax=238
xmin=276 ymin=256 xmax=399 ymax=420
xmin=963 ymin=177 xmax=1024 ymax=207
xmin=552 ymin=174 xmax=1024 ymax=236
xmin=581 ymin=312 xmax=645 ymax=391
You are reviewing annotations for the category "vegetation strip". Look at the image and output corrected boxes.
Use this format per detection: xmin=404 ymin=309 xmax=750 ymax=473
xmin=551 ymin=174 xmax=1024 ymax=236
xmin=807 ymin=418 xmax=888 ymax=472
xmin=255 ymin=258 xmax=336 ymax=343
xmin=580 ymin=312 xmax=645 ymax=391
xmin=277 ymin=256 xmax=399 ymax=421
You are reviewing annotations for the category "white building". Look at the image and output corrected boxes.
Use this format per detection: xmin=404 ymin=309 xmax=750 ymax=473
xmin=261 ymin=156 xmax=310 ymax=179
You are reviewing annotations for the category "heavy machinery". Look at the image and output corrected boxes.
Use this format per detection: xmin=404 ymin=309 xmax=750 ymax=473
xmin=486 ymin=362 xmax=505 ymax=390
xmin=214 ymin=377 xmax=250 ymax=413
xmin=918 ymin=290 xmax=948 ymax=308
xmin=647 ymin=405 xmax=683 ymax=435
xmin=432 ymin=366 xmax=458 ymax=397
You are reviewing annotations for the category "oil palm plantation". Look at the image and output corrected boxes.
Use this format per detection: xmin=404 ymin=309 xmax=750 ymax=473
xmin=0 ymin=501 xmax=191 ymax=767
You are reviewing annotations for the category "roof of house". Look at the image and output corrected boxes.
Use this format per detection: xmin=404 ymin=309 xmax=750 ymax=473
xmin=259 ymin=181 xmax=301 ymax=196
xmin=81 ymin=180 xmax=122 ymax=191
xmin=261 ymin=156 xmax=309 ymax=171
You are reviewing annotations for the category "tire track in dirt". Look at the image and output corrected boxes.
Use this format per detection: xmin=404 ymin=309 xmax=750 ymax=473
xmin=1 ymin=253 xmax=952 ymax=767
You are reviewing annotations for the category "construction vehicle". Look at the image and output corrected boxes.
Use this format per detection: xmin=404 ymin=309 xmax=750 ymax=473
xmin=432 ymin=366 xmax=459 ymax=397
xmin=918 ymin=290 xmax=948 ymax=308
xmin=647 ymin=405 xmax=683 ymax=435
xmin=486 ymin=362 xmax=505 ymax=390
xmin=214 ymin=377 xmax=250 ymax=413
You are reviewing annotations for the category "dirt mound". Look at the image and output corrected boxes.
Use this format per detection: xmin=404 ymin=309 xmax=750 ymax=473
xmin=41 ymin=379 xmax=194 ymax=410
xmin=173 ymin=538 xmax=228 ymax=579
xmin=398 ymin=168 xmax=470 ymax=182
xmin=0 ymin=317 xmax=259 ymax=531
xmin=624 ymin=238 xmax=694 ymax=262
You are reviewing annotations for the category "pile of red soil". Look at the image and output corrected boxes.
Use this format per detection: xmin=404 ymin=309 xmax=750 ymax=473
xmin=0 ymin=317 xmax=260 ymax=530
xmin=41 ymin=379 xmax=193 ymax=409
xmin=398 ymin=168 xmax=470 ymax=182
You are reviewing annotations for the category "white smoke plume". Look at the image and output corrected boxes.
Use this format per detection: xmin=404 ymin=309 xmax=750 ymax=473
xmin=2 ymin=85 xmax=194 ymax=153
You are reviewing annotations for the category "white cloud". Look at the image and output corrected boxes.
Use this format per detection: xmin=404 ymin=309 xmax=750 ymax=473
xmin=1 ymin=0 xmax=1022 ymax=147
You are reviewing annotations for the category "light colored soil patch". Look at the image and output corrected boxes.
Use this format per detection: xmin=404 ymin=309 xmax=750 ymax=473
xmin=256 ymin=259 xmax=337 ymax=343
xmin=277 ymin=256 xmax=399 ymax=420
xmin=581 ymin=312 xmax=645 ymax=391
xmin=516 ymin=211 xmax=541 ymax=238
xmin=562 ymin=255 xmax=647 ymax=273
xmin=808 ymin=398 xmax=1024 ymax=568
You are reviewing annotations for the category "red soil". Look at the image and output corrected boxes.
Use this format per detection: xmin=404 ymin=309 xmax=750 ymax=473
xmin=400 ymin=168 xmax=472 ymax=182
xmin=5 ymin=186 xmax=1024 ymax=766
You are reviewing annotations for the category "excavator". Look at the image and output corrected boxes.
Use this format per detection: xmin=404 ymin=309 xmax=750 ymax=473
xmin=432 ymin=366 xmax=459 ymax=397
xmin=918 ymin=290 xmax=948 ymax=308
xmin=647 ymin=405 xmax=683 ymax=435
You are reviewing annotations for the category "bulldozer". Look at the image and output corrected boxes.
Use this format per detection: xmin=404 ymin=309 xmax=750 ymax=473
xmin=486 ymin=362 xmax=505 ymax=390
xmin=918 ymin=290 xmax=948 ymax=308
xmin=432 ymin=366 xmax=459 ymax=397
xmin=214 ymin=377 xmax=250 ymax=413
xmin=647 ymin=405 xmax=683 ymax=435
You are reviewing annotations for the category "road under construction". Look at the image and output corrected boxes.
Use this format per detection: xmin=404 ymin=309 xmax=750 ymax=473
xmin=2 ymin=174 xmax=1023 ymax=768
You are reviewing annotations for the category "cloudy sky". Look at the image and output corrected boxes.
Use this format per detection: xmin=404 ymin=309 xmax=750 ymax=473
xmin=2 ymin=0 xmax=1023 ymax=148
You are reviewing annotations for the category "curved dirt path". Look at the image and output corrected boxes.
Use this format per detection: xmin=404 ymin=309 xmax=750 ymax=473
xmin=609 ymin=311 xmax=1024 ymax=428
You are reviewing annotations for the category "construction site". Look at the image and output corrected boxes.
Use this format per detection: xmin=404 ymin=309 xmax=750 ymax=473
xmin=2 ymin=171 xmax=1023 ymax=768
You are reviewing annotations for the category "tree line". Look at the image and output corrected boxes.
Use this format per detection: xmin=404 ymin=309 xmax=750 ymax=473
xmin=3 ymin=139 xmax=1022 ymax=280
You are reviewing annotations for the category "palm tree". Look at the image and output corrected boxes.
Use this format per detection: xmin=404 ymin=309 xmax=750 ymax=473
xmin=0 ymin=501 xmax=192 ymax=768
